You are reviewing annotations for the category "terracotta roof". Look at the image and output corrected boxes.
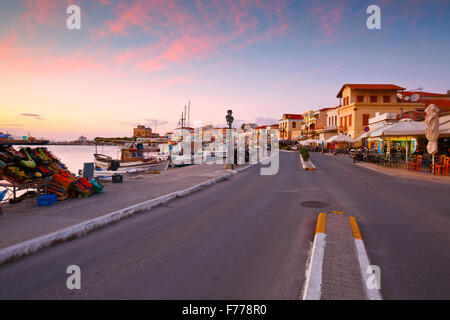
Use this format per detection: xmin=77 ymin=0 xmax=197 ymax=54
xmin=337 ymin=84 xmax=406 ymax=98
xmin=421 ymin=99 xmax=450 ymax=112
xmin=401 ymin=91 xmax=449 ymax=97
xmin=256 ymin=124 xmax=279 ymax=130
xmin=318 ymin=107 xmax=333 ymax=112
xmin=280 ymin=114 xmax=304 ymax=120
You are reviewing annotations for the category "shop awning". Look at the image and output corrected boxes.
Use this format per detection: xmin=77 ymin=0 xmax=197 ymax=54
xmin=370 ymin=119 xmax=426 ymax=137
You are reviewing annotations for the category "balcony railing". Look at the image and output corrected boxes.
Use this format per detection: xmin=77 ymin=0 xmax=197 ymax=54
xmin=324 ymin=125 xmax=337 ymax=131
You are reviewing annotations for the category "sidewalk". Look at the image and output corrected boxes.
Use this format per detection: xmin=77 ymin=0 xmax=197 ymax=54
xmin=357 ymin=162 xmax=450 ymax=183
xmin=0 ymin=164 xmax=245 ymax=252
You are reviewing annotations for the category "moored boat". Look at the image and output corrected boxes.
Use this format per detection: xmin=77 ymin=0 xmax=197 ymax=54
xmin=94 ymin=145 xmax=169 ymax=172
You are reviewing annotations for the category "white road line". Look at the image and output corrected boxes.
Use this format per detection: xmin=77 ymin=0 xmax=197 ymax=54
xmin=354 ymin=238 xmax=383 ymax=300
xmin=302 ymin=232 xmax=326 ymax=300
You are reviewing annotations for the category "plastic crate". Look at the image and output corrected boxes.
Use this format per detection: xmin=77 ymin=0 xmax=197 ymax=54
xmin=37 ymin=194 xmax=57 ymax=206
xmin=89 ymin=179 xmax=104 ymax=193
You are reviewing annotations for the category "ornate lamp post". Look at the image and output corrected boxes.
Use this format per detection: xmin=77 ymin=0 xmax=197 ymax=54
xmin=225 ymin=109 xmax=234 ymax=169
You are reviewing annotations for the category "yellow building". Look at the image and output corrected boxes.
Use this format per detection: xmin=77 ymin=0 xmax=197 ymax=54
xmin=301 ymin=108 xmax=331 ymax=139
xmin=279 ymin=114 xmax=304 ymax=140
xmin=336 ymin=84 xmax=424 ymax=141
xmin=133 ymin=125 xmax=158 ymax=138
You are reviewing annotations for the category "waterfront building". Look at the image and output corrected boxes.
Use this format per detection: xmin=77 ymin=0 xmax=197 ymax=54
xmin=133 ymin=125 xmax=159 ymax=138
xmin=336 ymin=84 xmax=423 ymax=141
xmin=255 ymin=124 xmax=280 ymax=143
xmin=303 ymin=108 xmax=332 ymax=141
xmin=279 ymin=114 xmax=303 ymax=140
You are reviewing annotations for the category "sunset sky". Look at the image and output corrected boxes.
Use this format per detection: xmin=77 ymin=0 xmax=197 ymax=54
xmin=1 ymin=0 xmax=449 ymax=140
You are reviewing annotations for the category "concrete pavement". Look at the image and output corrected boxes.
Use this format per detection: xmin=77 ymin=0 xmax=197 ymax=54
xmin=0 ymin=152 xmax=449 ymax=299
xmin=0 ymin=164 xmax=232 ymax=250
xmin=0 ymin=152 xmax=316 ymax=299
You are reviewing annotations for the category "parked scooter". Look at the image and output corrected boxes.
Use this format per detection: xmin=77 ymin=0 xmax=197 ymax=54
xmin=352 ymin=150 xmax=368 ymax=163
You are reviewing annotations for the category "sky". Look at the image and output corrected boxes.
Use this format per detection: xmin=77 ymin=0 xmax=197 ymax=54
xmin=0 ymin=0 xmax=449 ymax=140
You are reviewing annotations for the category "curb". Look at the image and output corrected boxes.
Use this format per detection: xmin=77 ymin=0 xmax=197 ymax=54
xmin=0 ymin=173 xmax=233 ymax=265
xmin=299 ymin=153 xmax=316 ymax=171
xmin=302 ymin=212 xmax=327 ymax=300
xmin=349 ymin=216 xmax=383 ymax=300
xmin=226 ymin=163 xmax=257 ymax=174
xmin=355 ymin=163 xmax=394 ymax=176
xmin=302 ymin=212 xmax=383 ymax=300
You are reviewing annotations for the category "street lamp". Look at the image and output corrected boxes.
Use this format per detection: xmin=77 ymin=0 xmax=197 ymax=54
xmin=225 ymin=109 xmax=234 ymax=169
xmin=226 ymin=109 xmax=234 ymax=129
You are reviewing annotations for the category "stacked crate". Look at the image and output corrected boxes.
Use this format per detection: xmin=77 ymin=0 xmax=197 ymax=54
xmin=47 ymin=170 xmax=76 ymax=200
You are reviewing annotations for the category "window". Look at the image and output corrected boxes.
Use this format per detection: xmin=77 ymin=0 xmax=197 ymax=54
xmin=357 ymin=95 xmax=364 ymax=103
xmin=370 ymin=95 xmax=377 ymax=103
xmin=292 ymin=122 xmax=296 ymax=128
xmin=349 ymin=114 xmax=352 ymax=126
xmin=340 ymin=117 xmax=343 ymax=127
xmin=362 ymin=114 xmax=370 ymax=126
xmin=383 ymin=95 xmax=391 ymax=103
xmin=344 ymin=116 xmax=348 ymax=127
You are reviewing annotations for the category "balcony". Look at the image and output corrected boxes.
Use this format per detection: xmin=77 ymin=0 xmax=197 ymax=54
xmin=324 ymin=125 xmax=337 ymax=132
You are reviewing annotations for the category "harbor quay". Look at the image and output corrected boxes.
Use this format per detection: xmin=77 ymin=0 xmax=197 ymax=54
xmin=0 ymin=164 xmax=248 ymax=254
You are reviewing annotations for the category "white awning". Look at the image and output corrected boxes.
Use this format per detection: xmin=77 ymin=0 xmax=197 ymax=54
xmin=370 ymin=119 xmax=426 ymax=137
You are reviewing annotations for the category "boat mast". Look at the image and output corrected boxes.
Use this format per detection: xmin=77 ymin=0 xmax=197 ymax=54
xmin=187 ymin=101 xmax=190 ymax=128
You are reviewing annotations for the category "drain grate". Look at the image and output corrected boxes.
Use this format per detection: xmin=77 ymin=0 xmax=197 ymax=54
xmin=300 ymin=201 xmax=329 ymax=208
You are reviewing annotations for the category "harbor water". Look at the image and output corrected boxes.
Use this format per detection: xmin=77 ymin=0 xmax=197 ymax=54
xmin=13 ymin=145 xmax=120 ymax=174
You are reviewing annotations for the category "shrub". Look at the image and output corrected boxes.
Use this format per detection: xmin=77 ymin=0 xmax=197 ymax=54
xmin=300 ymin=147 xmax=310 ymax=161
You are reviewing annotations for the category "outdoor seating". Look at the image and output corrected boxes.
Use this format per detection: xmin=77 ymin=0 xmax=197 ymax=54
xmin=433 ymin=156 xmax=449 ymax=176
xmin=407 ymin=155 xmax=423 ymax=172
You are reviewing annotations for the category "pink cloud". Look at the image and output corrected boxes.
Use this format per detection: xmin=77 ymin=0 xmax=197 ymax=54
xmin=89 ymin=0 xmax=290 ymax=69
xmin=309 ymin=2 xmax=345 ymax=43
xmin=20 ymin=0 xmax=65 ymax=31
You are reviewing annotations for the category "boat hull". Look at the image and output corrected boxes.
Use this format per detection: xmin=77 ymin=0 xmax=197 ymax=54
xmin=94 ymin=155 xmax=169 ymax=172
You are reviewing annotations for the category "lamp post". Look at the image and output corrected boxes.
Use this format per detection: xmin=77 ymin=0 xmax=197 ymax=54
xmin=225 ymin=109 xmax=234 ymax=169
xmin=226 ymin=109 xmax=234 ymax=129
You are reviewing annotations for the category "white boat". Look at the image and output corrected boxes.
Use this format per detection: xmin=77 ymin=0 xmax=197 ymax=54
xmin=94 ymin=146 xmax=169 ymax=172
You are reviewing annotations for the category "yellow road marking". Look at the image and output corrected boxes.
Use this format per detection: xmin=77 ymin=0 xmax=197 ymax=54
xmin=333 ymin=210 xmax=344 ymax=215
xmin=315 ymin=212 xmax=327 ymax=234
xmin=349 ymin=216 xmax=362 ymax=239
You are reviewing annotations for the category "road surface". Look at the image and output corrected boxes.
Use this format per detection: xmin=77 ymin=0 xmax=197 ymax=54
xmin=0 ymin=152 xmax=449 ymax=299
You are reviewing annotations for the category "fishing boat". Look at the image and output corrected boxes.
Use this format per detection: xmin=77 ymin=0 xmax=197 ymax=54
xmin=94 ymin=145 xmax=169 ymax=172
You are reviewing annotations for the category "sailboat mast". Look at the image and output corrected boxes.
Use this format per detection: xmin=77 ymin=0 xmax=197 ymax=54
xmin=187 ymin=101 xmax=190 ymax=128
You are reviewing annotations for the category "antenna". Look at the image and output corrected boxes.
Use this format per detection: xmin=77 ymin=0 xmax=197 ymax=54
xmin=410 ymin=93 xmax=420 ymax=102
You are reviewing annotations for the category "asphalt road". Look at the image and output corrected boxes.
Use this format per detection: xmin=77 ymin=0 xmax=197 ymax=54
xmin=0 ymin=151 xmax=449 ymax=299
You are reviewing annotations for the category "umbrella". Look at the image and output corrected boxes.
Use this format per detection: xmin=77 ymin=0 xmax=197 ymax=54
xmin=300 ymin=139 xmax=320 ymax=146
xmin=326 ymin=134 xmax=353 ymax=143
xmin=425 ymin=104 xmax=440 ymax=170
xmin=353 ymin=125 xmax=393 ymax=142
xmin=370 ymin=119 xmax=426 ymax=137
